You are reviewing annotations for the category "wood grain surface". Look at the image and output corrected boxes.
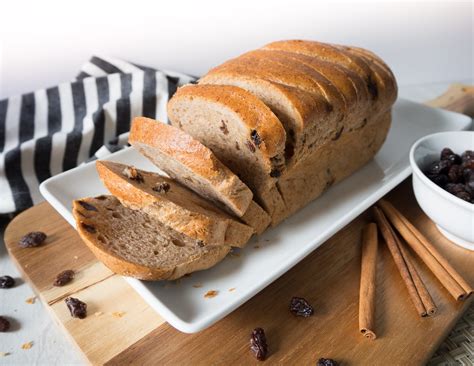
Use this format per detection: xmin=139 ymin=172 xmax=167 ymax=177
xmin=4 ymin=181 xmax=474 ymax=365
xmin=3 ymin=84 xmax=473 ymax=365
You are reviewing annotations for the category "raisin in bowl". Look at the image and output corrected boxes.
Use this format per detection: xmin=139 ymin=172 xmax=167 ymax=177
xmin=410 ymin=131 xmax=474 ymax=250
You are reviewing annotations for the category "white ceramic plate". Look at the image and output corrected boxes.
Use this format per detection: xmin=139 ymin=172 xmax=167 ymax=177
xmin=40 ymin=99 xmax=471 ymax=333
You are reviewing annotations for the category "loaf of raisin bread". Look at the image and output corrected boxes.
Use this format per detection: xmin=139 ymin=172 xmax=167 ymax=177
xmin=169 ymin=40 xmax=397 ymax=224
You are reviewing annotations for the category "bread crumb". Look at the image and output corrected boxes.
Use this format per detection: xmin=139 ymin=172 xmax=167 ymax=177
xmin=94 ymin=312 xmax=103 ymax=317
xmin=204 ymin=290 xmax=218 ymax=298
xmin=73 ymin=256 xmax=79 ymax=260
xmin=253 ymin=245 xmax=260 ymax=249
xmin=112 ymin=311 xmax=125 ymax=318
xmin=21 ymin=342 xmax=33 ymax=350
xmin=228 ymin=288 xmax=236 ymax=292
xmin=25 ymin=296 xmax=36 ymax=304
xmin=25 ymin=264 xmax=29 ymax=268
xmin=192 ymin=283 xmax=203 ymax=288
xmin=0 ymin=352 xmax=10 ymax=357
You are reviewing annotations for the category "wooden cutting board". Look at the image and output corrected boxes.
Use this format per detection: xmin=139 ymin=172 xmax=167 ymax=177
xmin=4 ymin=85 xmax=474 ymax=366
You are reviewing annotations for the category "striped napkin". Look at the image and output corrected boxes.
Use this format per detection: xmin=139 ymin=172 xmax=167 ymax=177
xmin=0 ymin=56 xmax=196 ymax=215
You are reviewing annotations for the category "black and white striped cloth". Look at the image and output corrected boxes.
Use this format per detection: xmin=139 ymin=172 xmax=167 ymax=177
xmin=0 ymin=56 xmax=196 ymax=215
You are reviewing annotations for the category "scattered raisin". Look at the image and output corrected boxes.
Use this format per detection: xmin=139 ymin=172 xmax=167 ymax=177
xmin=250 ymin=327 xmax=268 ymax=361
xmin=81 ymin=222 xmax=96 ymax=234
xmin=317 ymin=358 xmax=339 ymax=366
xmin=54 ymin=270 xmax=75 ymax=287
xmin=0 ymin=276 xmax=15 ymax=289
xmin=19 ymin=231 xmax=47 ymax=248
xmin=245 ymin=140 xmax=256 ymax=153
xmin=122 ymin=166 xmax=144 ymax=183
xmin=250 ymin=130 xmax=262 ymax=147
xmin=289 ymin=297 xmax=314 ymax=317
xmin=152 ymin=182 xmax=171 ymax=193
xmin=65 ymin=297 xmax=87 ymax=319
xmin=0 ymin=316 xmax=10 ymax=332
xmin=78 ymin=201 xmax=98 ymax=212
xmin=220 ymin=120 xmax=229 ymax=135
xmin=270 ymin=169 xmax=281 ymax=178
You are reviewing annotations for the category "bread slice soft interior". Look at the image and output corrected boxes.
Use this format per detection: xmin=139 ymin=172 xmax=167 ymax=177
xmin=72 ymin=196 xmax=231 ymax=281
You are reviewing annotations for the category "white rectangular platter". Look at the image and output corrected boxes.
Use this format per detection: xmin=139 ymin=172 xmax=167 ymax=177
xmin=40 ymin=99 xmax=472 ymax=333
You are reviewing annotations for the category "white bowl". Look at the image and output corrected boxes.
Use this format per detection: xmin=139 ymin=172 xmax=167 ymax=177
xmin=410 ymin=131 xmax=474 ymax=250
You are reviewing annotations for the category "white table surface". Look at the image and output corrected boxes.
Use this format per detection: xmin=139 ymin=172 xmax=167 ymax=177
xmin=0 ymin=80 xmax=472 ymax=365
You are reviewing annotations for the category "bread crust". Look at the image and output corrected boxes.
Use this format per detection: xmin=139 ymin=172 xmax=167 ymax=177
xmin=276 ymin=111 xmax=391 ymax=222
xmin=168 ymin=84 xmax=286 ymax=158
xmin=263 ymin=40 xmax=397 ymax=114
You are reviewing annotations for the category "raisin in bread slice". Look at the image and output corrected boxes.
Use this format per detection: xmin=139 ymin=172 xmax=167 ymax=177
xmin=73 ymin=196 xmax=230 ymax=280
xmin=167 ymin=84 xmax=287 ymax=225
xmin=96 ymin=161 xmax=253 ymax=248
xmin=128 ymin=117 xmax=270 ymax=234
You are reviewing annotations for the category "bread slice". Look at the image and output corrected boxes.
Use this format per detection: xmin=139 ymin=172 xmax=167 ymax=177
xmin=129 ymin=117 xmax=271 ymax=234
xmin=129 ymin=117 xmax=253 ymax=217
xmin=96 ymin=160 xmax=253 ymax=248
xmin=72 ymin=196 xmax=230 ymax=280
xmin=167 ymin=84 xmax=287 ymax=224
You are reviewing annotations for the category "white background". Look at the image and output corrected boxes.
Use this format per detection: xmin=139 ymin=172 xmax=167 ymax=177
xmin=0 ymin=0 xmax=472 ymax=364
xmin=0 ymin=0 xmax=472 ymax=98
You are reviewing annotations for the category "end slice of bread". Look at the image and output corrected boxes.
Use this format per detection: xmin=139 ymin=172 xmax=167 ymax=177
xmin=96 ymin=160 xmax=253 ymax=248
xmin=167 ymin=84 xmax=287 ymax=225
xmin=72 ymin=196 xmax=231 ymax=280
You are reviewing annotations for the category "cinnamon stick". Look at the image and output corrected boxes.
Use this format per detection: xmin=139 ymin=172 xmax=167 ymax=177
xmin=398 ymin=242 xmax=437 ymax=316
xmin=359 ymin=223 xmax=378 ymax=340
xmin=378 ymin=199 xmax=473 ymax=301
xmin=373 ymin=207 xmax=429 ymax=317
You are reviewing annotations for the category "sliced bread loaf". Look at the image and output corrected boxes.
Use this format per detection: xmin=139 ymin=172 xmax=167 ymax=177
xmin=128 ymin=117 xmax=271 ymax=233
xmin=129 ymin=117 xmax=253 ymax=217
xmin=167 ymin=84 xmax=288 ymax=224
xmin=96 ymin=160 xmax=253 ymax=248
xmin=72 ymin=196 xmax=230 ymax=280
